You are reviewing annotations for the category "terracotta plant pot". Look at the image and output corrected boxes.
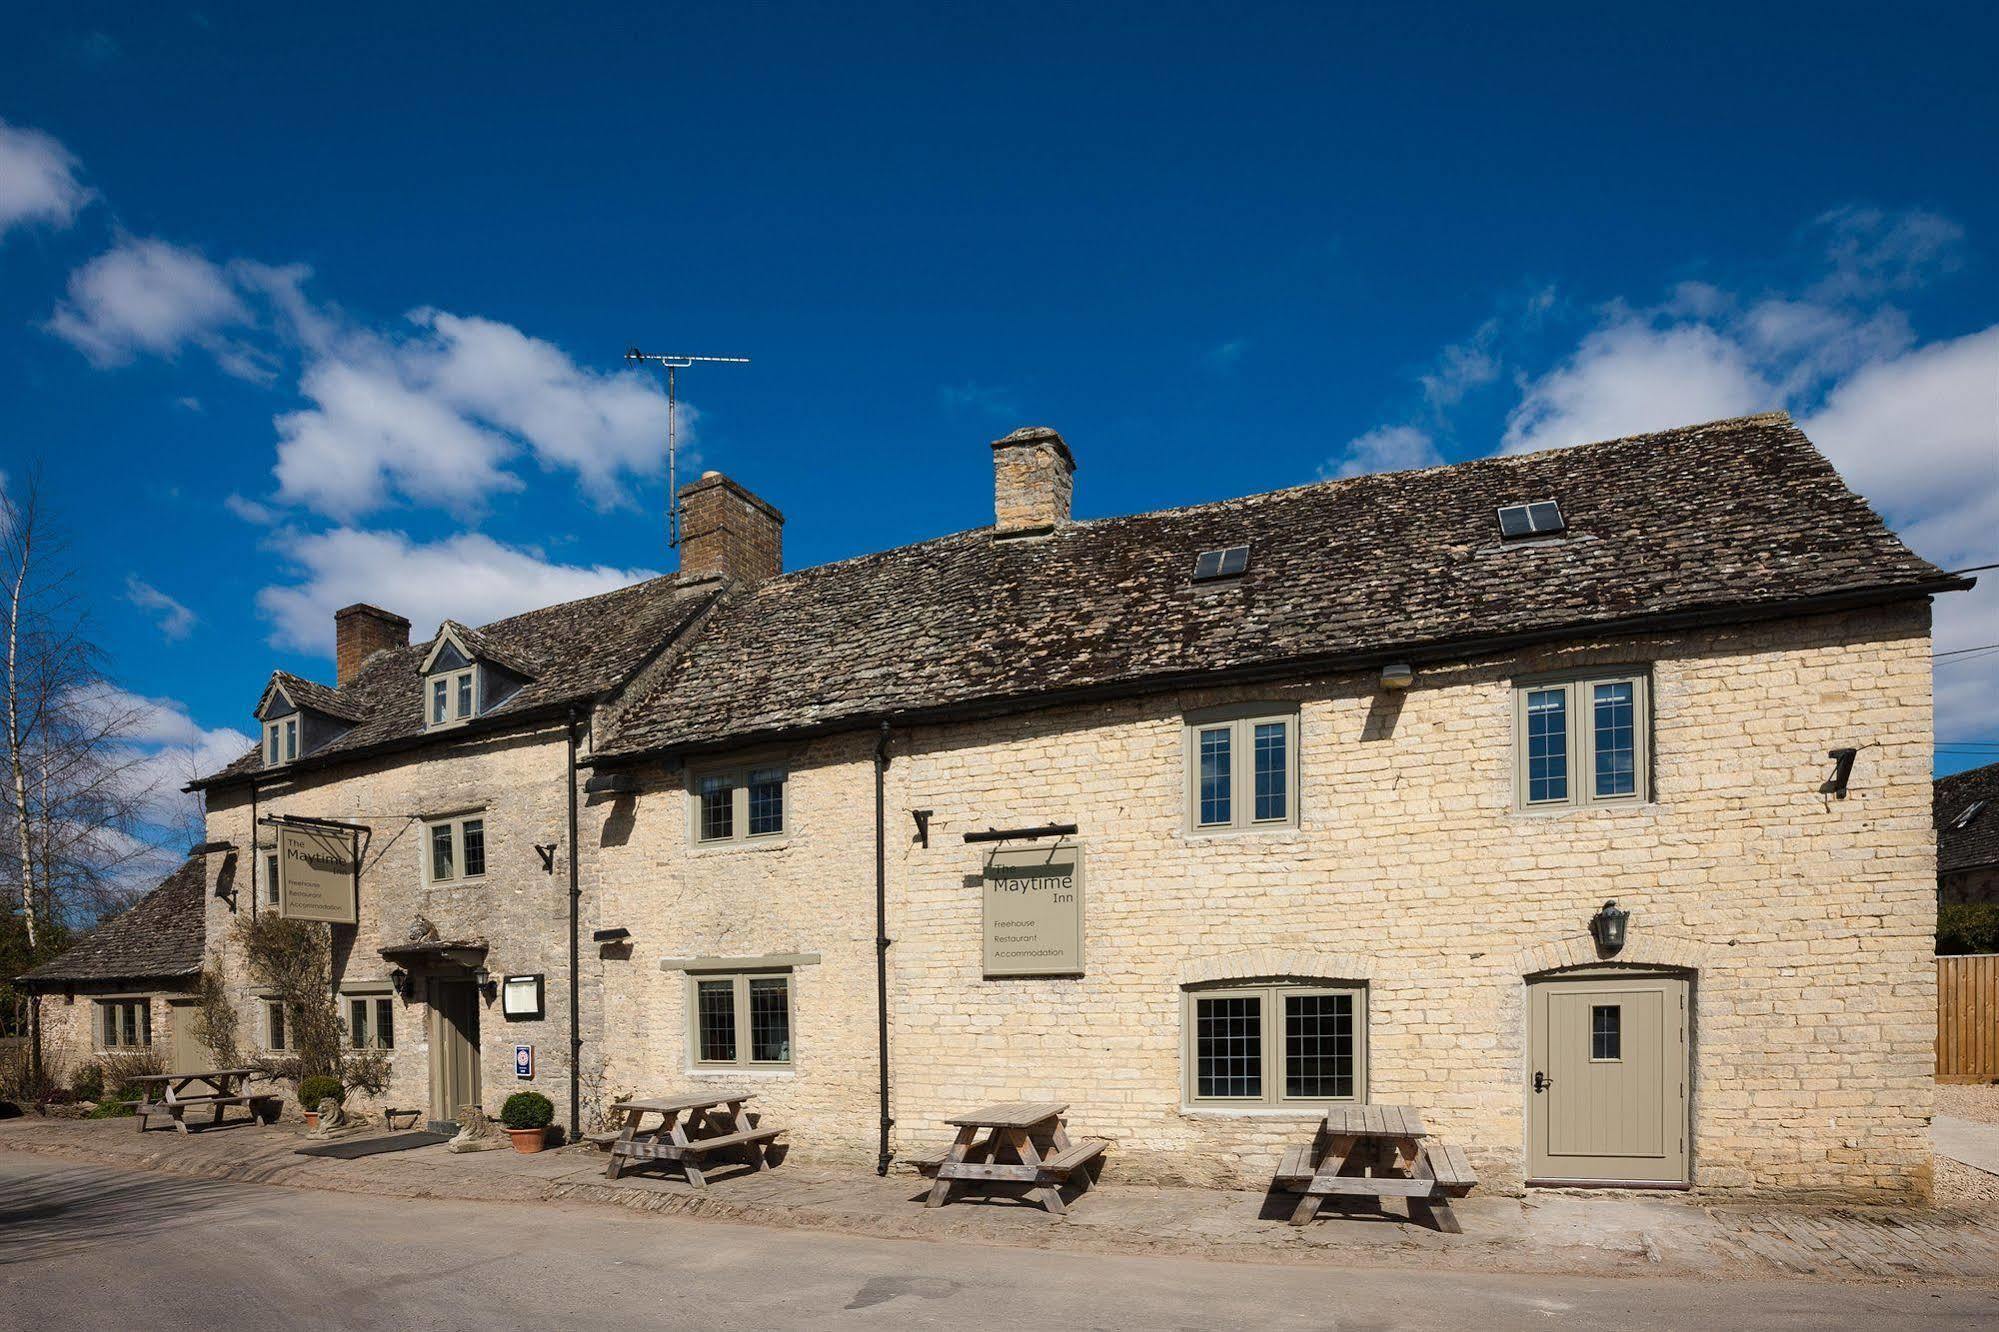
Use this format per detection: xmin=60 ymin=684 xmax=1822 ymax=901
xmin=302 ymin=1111 xmax=319 ymax=1130
xmin=505 ymin=1126 xmax=548 ymax=1154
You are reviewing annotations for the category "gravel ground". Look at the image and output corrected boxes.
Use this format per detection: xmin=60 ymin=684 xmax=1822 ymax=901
xmin=1938 ymin=1082 xmax=1999 ymax=1126
xmin=1935 ymin=1081 xmax=1999 ymax=1202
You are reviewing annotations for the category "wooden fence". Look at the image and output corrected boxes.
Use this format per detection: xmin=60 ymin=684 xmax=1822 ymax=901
xmin=1938 ymin=954 xmax=1999 ymax=1083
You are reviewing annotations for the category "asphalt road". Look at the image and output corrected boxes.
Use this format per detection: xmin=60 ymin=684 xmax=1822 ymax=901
xmin=1 ymin=1154 xmax=1993 ymax=1330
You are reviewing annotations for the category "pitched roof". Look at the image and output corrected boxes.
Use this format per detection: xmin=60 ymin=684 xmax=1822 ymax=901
xmin=17 ymin=857 xmax=206 ymax=987
xmin=1938 ymin=761 xmax=1999 ymax=875
xmin=194 ymin=573 xmax=721 ymax=789
xmin=600 ymin=413 xmax=1962 ymax=758
xmin=263 ymin=671 xmax=367 ymax=723
xmin=430 ymin=620 xmax=546 ymax=679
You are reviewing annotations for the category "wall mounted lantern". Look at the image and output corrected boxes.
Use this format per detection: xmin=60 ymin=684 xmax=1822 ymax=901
xmin=473 ymin=967 xmax=499 ymax=1002
xmin=1590 ymin=900 xmax=1630 ymax=955
xmin=389 ymin=967 xmax=410 ymax=999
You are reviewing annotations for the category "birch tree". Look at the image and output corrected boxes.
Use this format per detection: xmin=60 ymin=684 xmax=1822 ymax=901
xmin=0 ymin=472 xmax=158 ymax=960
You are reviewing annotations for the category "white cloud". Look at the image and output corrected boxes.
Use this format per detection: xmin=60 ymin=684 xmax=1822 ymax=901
xmin=46 ymin=237 xmax=253 ymax=368
xmin=223 ymin=492 xmax=277 ymax=525
xmin=1812 ymin=205 xmax=1965 ymax=299
xmin=257 ymin=527 xmax=657 ymax=654
xmin=124 ymin=576 xmax=197 ymax=640
xmin=70 ymin=684 xmax=254 ymax=826
xmin=1321 ymin=425 xmax=1443 ymax=480
xmin=0 ymin=120 xmax=90 ymax=236
xmin=1501 ymin=319 xmax=1777 ymax=455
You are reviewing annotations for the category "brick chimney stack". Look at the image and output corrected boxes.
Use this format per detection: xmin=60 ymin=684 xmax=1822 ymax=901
xmin=678 ymin=472 xmax=784 ymax=585
xmin=334 ymin=604 xmax=411 ymax=685
xmin=991 ymin=426 xmax=1076 ymax=535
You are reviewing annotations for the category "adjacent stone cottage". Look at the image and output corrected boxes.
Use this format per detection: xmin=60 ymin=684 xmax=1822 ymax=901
xmin=1937 ymin=761 xmax=1999 ymax=905
xmin=17 ymin=857 xmax=208 ymax=1081
xmin=583 ymin=413 xmax=1963 ymax=1202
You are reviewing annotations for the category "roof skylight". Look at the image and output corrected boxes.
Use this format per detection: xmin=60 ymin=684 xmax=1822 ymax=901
xmin=1953 ymin=799 xmax=1989 ymax=832
xmin=1497 ymin=500 xmax=1566 ymax=540
xmin=1192 ymin=545 xmax=1250 ymax=582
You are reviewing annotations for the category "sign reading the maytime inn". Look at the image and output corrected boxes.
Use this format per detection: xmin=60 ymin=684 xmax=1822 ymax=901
xmin=982 ymin=842 xmax=1084 ymax=977
xmin=276 ymin=824 xmax=359 ymax=925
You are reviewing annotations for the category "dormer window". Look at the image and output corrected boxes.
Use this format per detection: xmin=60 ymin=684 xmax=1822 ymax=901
xmin=428 ymin=666 xmax=478 ymax=729
xmin=264 ymin=718 xmax=298 ymax=766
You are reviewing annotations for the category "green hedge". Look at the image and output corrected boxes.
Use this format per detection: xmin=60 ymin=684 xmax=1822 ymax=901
xmin=1939 ymin=903 xmax=1999 ymax=955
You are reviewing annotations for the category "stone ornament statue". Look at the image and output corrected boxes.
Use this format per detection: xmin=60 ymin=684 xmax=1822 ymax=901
xmin=446 ymin=1103 xmax=502 ymax=1152
xmin=407 ymin=914 xmax=440 ymax=943
xmin=304 ymin=1097 xmax=362 ymax=1140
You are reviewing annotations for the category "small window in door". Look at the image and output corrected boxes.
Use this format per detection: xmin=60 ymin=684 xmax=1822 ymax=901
xmin=1590 ymin=1003 xmax=1622 ymax=1061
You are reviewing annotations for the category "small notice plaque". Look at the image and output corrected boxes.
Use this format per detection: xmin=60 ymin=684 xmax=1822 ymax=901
xmin=514 ymin=1044 xmax=534 ymax=1080
xmin=276 ymin=824 xmax=358 ymax=924
xmin=981 ymin=841 xmax=1084 ymax=977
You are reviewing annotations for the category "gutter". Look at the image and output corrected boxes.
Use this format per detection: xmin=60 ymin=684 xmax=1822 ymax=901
xmin=585 ymin=576 xmax=1975 ymax=768
xmin=873 ymin=721 xmax=894 ymax=1176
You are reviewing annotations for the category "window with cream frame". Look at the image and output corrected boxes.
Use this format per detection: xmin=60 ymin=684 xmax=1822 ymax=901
xmin=1184 ymin=703 xmax=1300 ymax=832
xmin=261 ymin=998 xmax=297 ymax=1053
xmin=1513 ymin=669 xmax=1651 ymax=809
xmin=425 ymin=665 xmax=479 ymax=730
xmin=263 ymin=716 xmax=298 ymax=766
xmin=422 ymin=813 xmax=487 ymax=885
xmin=96 ymin=999 xmax=151 ymax=1050
xmin=344 ymin=990 xmax=396 ymax=1050
xmin=1182 ymin=980 xmax=1366 ymax=1107
xmin=687 ymin=972 xmax=793 ymax=1069
xmin=687 ymin=761 xmax=789 ymax=844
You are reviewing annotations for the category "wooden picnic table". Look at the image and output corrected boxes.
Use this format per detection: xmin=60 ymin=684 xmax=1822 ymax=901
xmin=125 ymin=1068 xmax=281 ymax=1134
xmin=1273 ymin=1104 xmax=1477 ymax=1232
xmin=919 ymin=1101 xmax=1108 ymax=1216
xmin=603 ymin=1091 xmax=783 ymax=1186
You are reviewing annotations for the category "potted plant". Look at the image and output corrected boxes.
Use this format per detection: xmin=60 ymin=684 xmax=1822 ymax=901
xmin=499 ymin=1091 xmax=555 ymax=1153
xmin=298 ymin=1075 xmax=344 ymax=1129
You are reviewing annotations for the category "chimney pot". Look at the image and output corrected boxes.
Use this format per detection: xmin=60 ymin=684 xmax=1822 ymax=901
xmin=678 ymin=473 xmax=784 ymax=584
xmin=333 ymin=604 xmax=411 ymax=685
xmin=991 ymin=426 xmax=1076 ymax=534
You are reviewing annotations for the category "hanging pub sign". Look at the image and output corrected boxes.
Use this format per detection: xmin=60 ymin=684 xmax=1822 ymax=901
xmin=276 ymin=823 xmax=359 ymax=924
xmin=981 ymin=841 xmax=1084 ymax=977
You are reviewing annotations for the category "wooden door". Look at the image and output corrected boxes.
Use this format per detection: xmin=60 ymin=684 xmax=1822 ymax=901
xmin=427 ymin=979 xmax=482 ymax=1128
xmin=168 ymin=1000 xmax=203 ymax=1074
xmin=1528 ymin=973 xmax=1688 ymax=1185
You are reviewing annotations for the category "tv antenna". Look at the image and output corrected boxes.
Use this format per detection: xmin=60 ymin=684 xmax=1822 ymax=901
xmin=624 ymin=348 xmax=751 ymax=548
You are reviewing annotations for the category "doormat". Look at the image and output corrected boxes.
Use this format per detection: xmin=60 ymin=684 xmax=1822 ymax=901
xmin=294 ymin=1131 xmax=450 ymax=1159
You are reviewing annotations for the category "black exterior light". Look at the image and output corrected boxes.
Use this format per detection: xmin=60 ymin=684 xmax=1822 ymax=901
xmin=389 ymin=968 xmax=410 ymax=998
xmin=1590 ymin=900 xmax=1630 ymax=954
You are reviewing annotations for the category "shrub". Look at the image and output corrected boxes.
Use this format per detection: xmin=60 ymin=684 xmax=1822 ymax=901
xmin=297 ymin=1075 xmax=344 ymax=1109
xmin=1939 ymin=903 xmax=1999 ymax=955
xmin=70 ymin=1062 xmax=105 ymax=1103
xmin=97 ymin=1050 xmax=164 ymax=1102
xmin=500 ymin=1091 xmax=554 ymax=1130
xmin=86 ymin=1097 xmax=135 ymax=1118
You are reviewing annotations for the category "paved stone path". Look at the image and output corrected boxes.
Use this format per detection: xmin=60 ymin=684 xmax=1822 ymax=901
xmin=1937 ymin=1115 xmax=1999 ymax=1177
xmin=6 ymin=1114 xmax=1999 ymax=1286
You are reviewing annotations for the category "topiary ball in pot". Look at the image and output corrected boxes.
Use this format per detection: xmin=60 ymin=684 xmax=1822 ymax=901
xmin=297 ymin=1075 xmax=344 ymax=1125
xmin=499 ymin=1091 xmax=555 ymax=1153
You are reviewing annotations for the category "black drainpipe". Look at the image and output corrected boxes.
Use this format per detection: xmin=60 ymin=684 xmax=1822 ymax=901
xmin=873 ymin=721 xmax=894 ymax=1175
xmin=566 ymin=708 xmax=583 ymax=1142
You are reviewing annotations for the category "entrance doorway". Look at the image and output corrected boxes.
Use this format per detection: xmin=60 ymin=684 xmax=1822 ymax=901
xmin=427 ymin=978 xmax=482 ymax=1133
xmin=1527 ymin=972 xmax=1689 ymax=1186
xmin=168 ymin=1000 xmax=203 ymax=1074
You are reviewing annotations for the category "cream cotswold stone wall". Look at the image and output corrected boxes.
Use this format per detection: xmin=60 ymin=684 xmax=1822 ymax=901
xmin=593 ymin=603 xmax=1937 ymax=1200
xmin=202 ymin=722 xmax=587 ymax=1128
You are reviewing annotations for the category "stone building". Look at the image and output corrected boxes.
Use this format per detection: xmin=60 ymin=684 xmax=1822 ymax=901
xmin=85 ymin=409 xmax=1960 ymax=1201
xmin=184 ymin=558 xmax=728 ymax=1136
xmin=17 ymin=857 xmax=208 ymax=1082
xmin=1937 ymin=761 xmax=1999 ymax=905
xmin=581 ymin=413 xmax=1965 ymax=1201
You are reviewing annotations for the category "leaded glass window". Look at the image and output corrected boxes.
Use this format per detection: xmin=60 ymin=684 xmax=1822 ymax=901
xmin=1185 ymin=983 xmax=1366 ymax=1106
xmin=690 ymin=973 xmax=794 ymax=1068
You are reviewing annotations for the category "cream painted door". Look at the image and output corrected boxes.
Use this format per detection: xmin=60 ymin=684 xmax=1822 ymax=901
xmin=1528 ymin=974 xmax=1688 ymax=1185
xmin=168 ymin=1000 xmax=203 ymax=1074
xmin=427 ymin=980 xmax=482 ymax=1127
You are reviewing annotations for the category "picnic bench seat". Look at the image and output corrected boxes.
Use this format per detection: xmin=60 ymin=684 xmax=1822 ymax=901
xmin=602 ymin=1092 xmax=783 ymax=1186
xmin=922 ymin=1102 xmax=1107 ymax=1216
xmin=135 ymin=1092 xmax=282 ymax=1133
xmin=1273 ymin=1105 xmax=1478 ymax=1232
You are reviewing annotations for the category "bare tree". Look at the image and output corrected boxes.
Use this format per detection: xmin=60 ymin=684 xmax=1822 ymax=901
xmin=0 ymin=470 xmax=161 ymax=958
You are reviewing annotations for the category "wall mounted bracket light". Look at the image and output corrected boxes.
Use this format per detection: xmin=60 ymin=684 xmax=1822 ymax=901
xmin=1589 ymin=900 xmax=1630 ymax=955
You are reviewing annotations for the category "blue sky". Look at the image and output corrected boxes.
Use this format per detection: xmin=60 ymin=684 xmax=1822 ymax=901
xmin=1 ymin=1 xmax=1995 ymax=852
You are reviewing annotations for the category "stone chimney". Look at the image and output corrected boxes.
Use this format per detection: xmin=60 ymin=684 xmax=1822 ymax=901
xmin=991 ymin=426 xmax=1076 ymax=535
xmin=678 ymin=472 xmax=784 ymax=584
xmin=334 ymin=604 xmax=411 ymax=685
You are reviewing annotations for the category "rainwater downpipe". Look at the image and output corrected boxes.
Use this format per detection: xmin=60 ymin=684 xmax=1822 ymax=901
xmin=874 ymin=721 xmax=894 ymax=1175
xmin=567 ymin=708 xmax=583 ymax=1142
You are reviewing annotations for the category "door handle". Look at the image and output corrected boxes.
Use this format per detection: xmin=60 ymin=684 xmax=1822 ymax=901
xmin=1533 ymin=1071 xmax=1552 ymax=1093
